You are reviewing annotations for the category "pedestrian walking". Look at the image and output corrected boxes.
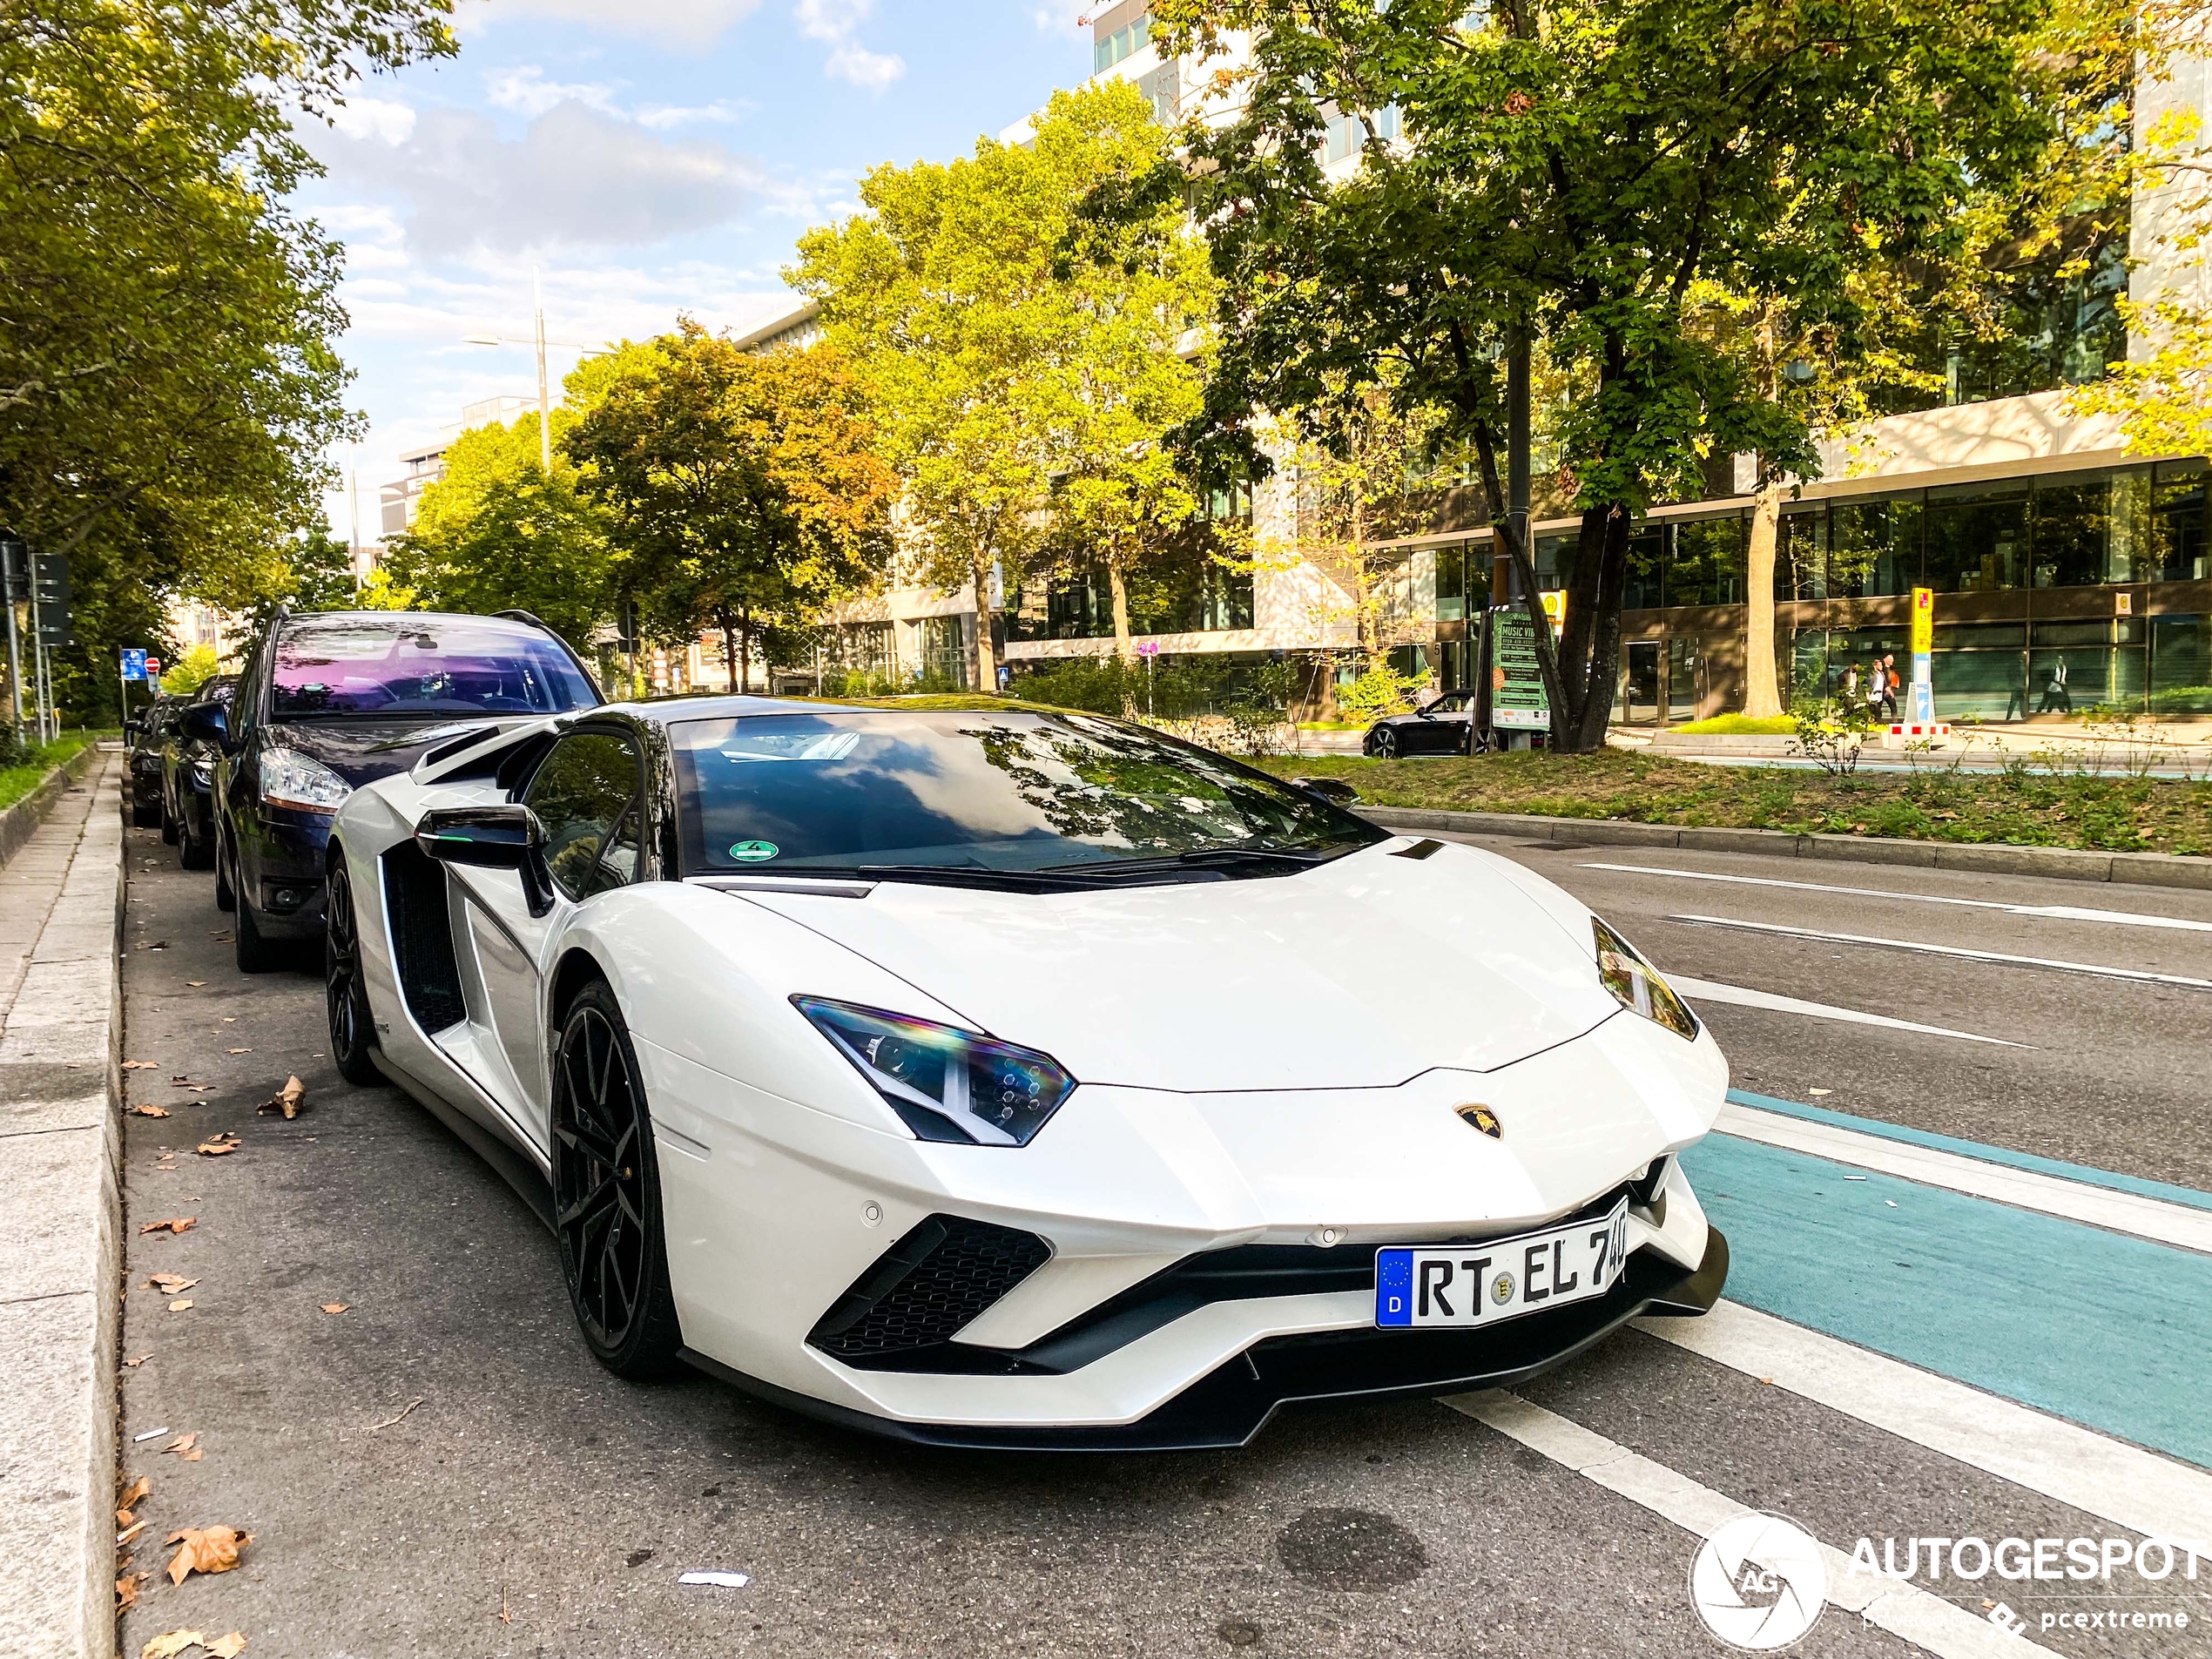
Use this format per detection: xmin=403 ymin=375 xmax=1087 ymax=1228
xmin=1878 ymin=653 xmax=1900 ymax=720
xmin=2039 ymin=658 xmax=2071 ymax=714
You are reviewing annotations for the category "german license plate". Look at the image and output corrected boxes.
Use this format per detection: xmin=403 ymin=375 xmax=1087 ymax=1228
xmin=1375 ymin=1198 xmax=1629 ymax=1328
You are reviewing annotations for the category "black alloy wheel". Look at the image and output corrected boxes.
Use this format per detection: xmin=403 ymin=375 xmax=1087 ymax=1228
xmin=324 ymin=856 xmax=380 ymax=1086
xmin=212 ymin=827 xmax=236 ymax=910
xmin=232 ymin=853 xmax=280 ymax=974
xmin=551 ymin=981 xmax=682 ymax=1378
xmin=179 ymin=803 xmax=213 ymax=872
xmin=159 ymin=786 xmax=179 ymax=845
xmin=1370 ymin=725 xmax=1399 ymax=760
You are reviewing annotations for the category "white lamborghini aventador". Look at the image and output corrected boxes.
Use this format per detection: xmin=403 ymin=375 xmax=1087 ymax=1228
xmin=324 ymin=698 xmax=1729 ymax=1448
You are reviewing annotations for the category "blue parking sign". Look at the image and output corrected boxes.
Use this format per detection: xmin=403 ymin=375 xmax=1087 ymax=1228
xmin=120 ymin=648 xmax=146 ymax=681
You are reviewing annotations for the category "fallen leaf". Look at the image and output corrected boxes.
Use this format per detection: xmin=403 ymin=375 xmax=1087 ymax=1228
xmin=225 ymin=1048 xmax=250 ymax=1055
xmin=131 ymin=1104 xmax=172 ymax=1118
xmin=140 ymin=1217 xmax=197 ymax=1236
xmin=221 ymin=1017 xmax=235 ymax=1023
xmin=115 ymin=1570 xmax=148 ymax=1613
xmin=169 ymin=1299 xmax=193 ymax=1312
xmin=165 ymin=1525 xmax=252 ymax=1586
xmin=194 ymin=1133 xmax=240 ymax=1157
xmin=320 ymin=1303 xmax=349 ymax=1315
xmin=124 ymin=1060 xmax=159 ymax=1070
xmin=208 ymin=1637 xmax=247 ymax=1659
xmin=164 ymin=1433 xmax=201 ymax=1460
xmin=117 ymin=1474 xmax=152 ymax=1522
xmin=257 ymin=1076 xmax=306 ymax=1119
xmin=124 ymin=1354 xmax=151 ymax=1368
xmin=148 ymin=1274 xmax=198 ymax=1294
xmin=140 ymin=1632 xmax=205 ymax=1659
xmin=185 ymin=981 xmax=206 ymax=988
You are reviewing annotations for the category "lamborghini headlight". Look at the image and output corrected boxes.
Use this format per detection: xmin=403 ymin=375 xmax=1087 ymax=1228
xmin=793 ymin=996 xmax=1076 ymax=1146
xmin=260 ymin=745 xmax=354 ymax=813
xmin=1593 ymin=918 xmax=1699 ymax=1040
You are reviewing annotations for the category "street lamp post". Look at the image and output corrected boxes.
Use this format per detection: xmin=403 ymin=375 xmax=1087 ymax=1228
xmin=461 ymin=274 xmax=612 ymax=473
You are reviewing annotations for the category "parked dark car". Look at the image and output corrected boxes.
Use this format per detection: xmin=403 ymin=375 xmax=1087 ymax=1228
xmin=161 ymin=674 xmax=237 ymax=870
xmin=1362 ymin=689 xmax=1476 ymax=759
xmin=125 ymin=696 xmax=185 ymax=827
xmin=183 ymin=609 xmax=602 ymax=972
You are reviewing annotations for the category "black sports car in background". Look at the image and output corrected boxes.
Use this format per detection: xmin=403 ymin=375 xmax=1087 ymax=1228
xmin=1363 ymin=690 xmax=1476 ymax=759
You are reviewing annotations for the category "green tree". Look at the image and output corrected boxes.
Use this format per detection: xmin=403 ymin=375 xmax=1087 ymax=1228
xmin=386 ymin=411 xmax=623 ymax=646
xmin=794 ymin=84 xmax=1177 ymax=690
xmin=0 ymin=0 xmax=457 ymax=719
xmin=1146 ymin=0 xmax=2108 ymax=749
xmin=563 ymin=325 xmax=896 ymax=691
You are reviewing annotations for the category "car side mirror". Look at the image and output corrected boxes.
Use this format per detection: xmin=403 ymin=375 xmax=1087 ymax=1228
xmin=416 ymin=805 xmax=555 ymax=916
xmin=1291 ymin=776 xmax=1360 ymax=806
xmin=180 ymin=703 xmax=230 ymax=749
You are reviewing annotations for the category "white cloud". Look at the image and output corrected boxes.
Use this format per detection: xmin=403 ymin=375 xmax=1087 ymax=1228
xmin=635 ymin=98 xmax=750 ymax=128
xmin=316 ymin=100 xmax=766 ymax=258
xmin=485 ymin=65 xmax=624 ymax=118
xmin=473 ymin=0 xmax=762 ymax=49
xmin=327 ymin=95 xmax=417 ymax=145
xmin=793 ymin=0 xmax=903 ymax=91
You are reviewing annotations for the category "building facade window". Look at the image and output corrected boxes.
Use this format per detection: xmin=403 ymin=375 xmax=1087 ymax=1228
xmin=1318 ymin=104 xmax=1400 ymax=164
xmin=1094 ymin=12 xmax=1149 ymax=71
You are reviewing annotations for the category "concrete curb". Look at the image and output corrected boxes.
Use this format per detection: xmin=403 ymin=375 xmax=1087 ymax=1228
xmin=1359 ymin=804 xmax=2212 ymax=892
xmin=0 ymin=740 xmax=102 ymax=872
xmin=0 ymin=755 xmax=125 ymax=1659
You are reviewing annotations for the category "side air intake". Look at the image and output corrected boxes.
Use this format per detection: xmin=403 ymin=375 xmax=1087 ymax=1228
xmin=380 ymin=840 xmax=466 ymax=1033
xmin=809 ymin=1216 xmax=1050 ymax=1369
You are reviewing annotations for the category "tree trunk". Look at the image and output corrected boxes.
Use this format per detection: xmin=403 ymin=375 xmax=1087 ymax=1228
xmin=1575 ymin=506 xmax=1632 ymax=751
xmin=1467 ymin=419 xmax=1570 ymax=749
xmin=1555 ymin=505 xmax=1609 ymax=724
xmin=718 ymin=608 xmax=739 ymax=694
xmin=972 ymin=550 xmax=999 ymax=693
xmin=1108 ymin=559 xmax=1136 ymax=664
xmin=1743 ymin=480 xmax=1784 ymax=718
xmin=738 ymin=606 xmax=751 ymax=694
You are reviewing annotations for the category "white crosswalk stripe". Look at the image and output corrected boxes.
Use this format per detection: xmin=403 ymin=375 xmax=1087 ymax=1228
xmin=1582 ymin=862 xmax=2212 ymax=934
xmin=1635 ymin=1300 xmax=2212 ymax=1564
xmin=1667 ymin=913 xmax=2212 ymax=990
xmin=1445 ymin=1388 xmax=2069 ymax=1659
xmin=1670 ymin=974 xmax=2027 ymax=1046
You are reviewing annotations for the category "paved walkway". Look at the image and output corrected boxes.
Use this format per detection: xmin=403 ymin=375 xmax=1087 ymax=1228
xmin=1 ymin=751 xmax=125 ymax=1659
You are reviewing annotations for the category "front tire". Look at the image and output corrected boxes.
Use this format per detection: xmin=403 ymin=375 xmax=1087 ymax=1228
xmin=159 ymin=791 xmax=179 ymax=845
xmin=551 ymin=981 xmax=683 ymax=1379
xmin=325 ymin=857 xmax=380 ymax=1086
xmin=213 ymin=831 xmax=236 ymax=910
xmin=1368 ymin=726 xmax=1399 ymax=759
xmin=179 ymin=806 xmax=213 ymax=872
xmin=233 ymin=873 xmax=280 ymax=974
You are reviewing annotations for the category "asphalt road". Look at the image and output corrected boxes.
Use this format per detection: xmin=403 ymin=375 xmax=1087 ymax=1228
xmin=111 ymin=823 xmax=2212 ymax=1658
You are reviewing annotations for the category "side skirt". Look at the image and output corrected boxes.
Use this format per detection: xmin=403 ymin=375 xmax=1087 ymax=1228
xmin=373 ymin=1049 xmax=556 ymax=1231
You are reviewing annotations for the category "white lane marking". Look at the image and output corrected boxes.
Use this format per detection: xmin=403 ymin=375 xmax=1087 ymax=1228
xmin=1635 ymin=1301 xmax=2212 ymax=1568
xmin=1583 ymin=862 xmax=2212 ymax=934
xmin=1668 ymin=914 xmax=2212 ymax=990
xmin=1668 ymin=974 xmax=2027 ymax=1047
xmin=1445 ymin=1388 xmax=2067 ymax=1659
xmin=1716 ymin=1102 xmax=2212 ymax=1255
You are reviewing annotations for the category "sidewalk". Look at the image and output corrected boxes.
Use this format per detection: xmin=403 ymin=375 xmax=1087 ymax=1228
xmin=1 ymin=751 xmax=125 ymax=1659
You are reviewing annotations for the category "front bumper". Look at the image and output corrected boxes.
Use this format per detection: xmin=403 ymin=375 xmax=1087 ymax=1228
xmin=689 ymin=1224 xmax=1727 ymax=1452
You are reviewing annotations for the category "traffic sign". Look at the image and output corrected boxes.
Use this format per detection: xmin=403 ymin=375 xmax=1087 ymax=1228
xmin=121 ymin=648 xmax=147 ymax=681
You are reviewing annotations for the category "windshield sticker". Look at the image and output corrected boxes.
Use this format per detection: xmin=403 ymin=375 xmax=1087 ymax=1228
xmin=727 ymin=840 xmax=780 ymax=863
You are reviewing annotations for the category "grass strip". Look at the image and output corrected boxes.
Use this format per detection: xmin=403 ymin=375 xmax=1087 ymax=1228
xmin=1257 ymin=748 xmax=2212 ymax=857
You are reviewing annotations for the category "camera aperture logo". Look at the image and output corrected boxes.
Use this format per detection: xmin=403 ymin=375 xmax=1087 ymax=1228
xmin=1689 ymin=1512 xmax=1830 ymax=1650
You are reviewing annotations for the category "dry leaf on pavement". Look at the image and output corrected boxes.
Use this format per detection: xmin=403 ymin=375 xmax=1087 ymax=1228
xmin=164 ymin=1433 xmax=201 ymax=1460
xmin=194 ymin=1133 xmax=240 ymax=1157
xmin=256 ymin=1076 xmax=306 ymax=1119
xmin=164 ymin=1525 xmax=251 ymax=1586
xmin=140 ymin=1632 xmax=205 ymax=1659
xmin=225 ymin=1048 xmax=250 ymax=1055
xmin=139 ymin=1217 xmax=197 ymax=1236
xmin=148 ymin=1273 xmax=197 ymax=1294
xmin=319 ymin=1303 xmax=349 ymax=1315
xmin=124 ymin=1060 xmax=158 ymax=1070
xmin=185 ymin=981 xmax=206 ymax=988
xmin=115 ymin=1570 xmax=148 ymax=1613
xmin=117 ymin=1474 xmax=151 ymax=1523
xmin=168 ymin=1299 xmax=193 ymax=1312
xmin=130 ymin=1104 xmax=172 ymax=1117
xmin=208 ymin=1637 xmax=247 ymax=1658
xmin=124 ymin=1354 xmax=150 ymax=1367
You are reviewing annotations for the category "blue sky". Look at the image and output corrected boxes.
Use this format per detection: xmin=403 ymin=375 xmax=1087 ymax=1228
xmin=300 ymin=0 xmax=1095 ymax=537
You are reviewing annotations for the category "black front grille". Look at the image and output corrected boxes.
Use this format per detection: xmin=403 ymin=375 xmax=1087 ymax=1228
xmin=810 ymin=1216 xmax=1051 ymax=1369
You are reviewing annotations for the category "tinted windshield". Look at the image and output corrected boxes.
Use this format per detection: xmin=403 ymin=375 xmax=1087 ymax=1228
xmin=671 ymin=711 xmax=1380 ymax=876
xmin=269 ymin=618 xmax=597 ymax=718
